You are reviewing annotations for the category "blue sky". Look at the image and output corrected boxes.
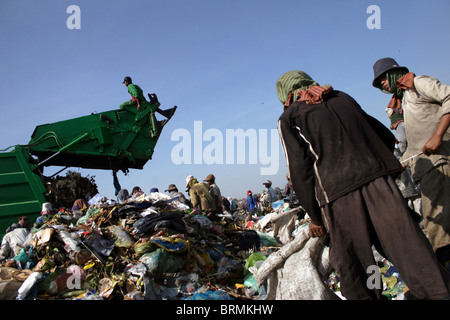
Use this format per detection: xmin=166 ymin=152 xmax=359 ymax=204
xmin=1 ymin=0 xmax=449 ymax=200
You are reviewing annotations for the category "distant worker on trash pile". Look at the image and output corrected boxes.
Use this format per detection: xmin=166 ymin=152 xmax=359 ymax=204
xmin=5 ymin=216 xmax=30 ymax=234
xmin=372 ymin=57 xmax=450 ymax=265
xmin=165 ymin=184 xmax=192 ymax=208
xmin=131 ymin=186 xmax=144 ymax=200
xmin=117 ymin=189 xmax=130 ymax=203
xmin=35 ymin=202 xmax=55 ymax=225
xmin=262 ymin=180 xmax=277 ymax=205
xmin=204 ymin=174 xmax=223 ymax=215
xmin=246 ymin=190 xmax=258 ymax=214
xmin=185 ymin=175 xmax=216 ymax=219
xmin=276 ymin=69 xmax=450 ymax=300
xmin=0 ymin=226 xmax=30 ymax=261
xmin=71 ymin=198 xmax=88 ymax=212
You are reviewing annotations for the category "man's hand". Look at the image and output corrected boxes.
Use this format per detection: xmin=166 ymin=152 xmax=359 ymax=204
xmin=422 ymin=134 xmax=442 ymax=156
xmin=423 ymin=113 xmax=450 ymax=156
xmin=309 ymin=222 xmax=326 ymax=238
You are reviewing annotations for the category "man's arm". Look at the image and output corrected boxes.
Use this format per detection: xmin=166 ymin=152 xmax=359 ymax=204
xmin=414 ymin=76 xmax=450 ymax=155
xmin=423 ymin=113 xmax=450 ymax=155
xmin=277 ymin=118 xmax=324 ymax=229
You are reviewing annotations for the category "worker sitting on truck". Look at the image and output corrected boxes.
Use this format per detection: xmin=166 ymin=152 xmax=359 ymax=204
xmin=119 ymin=76 xmax=176 ymax=137
xmin=120 ymin=76 xmax=158 ymax=137
xmin=120 ymin=76 xmax=151 ymax=112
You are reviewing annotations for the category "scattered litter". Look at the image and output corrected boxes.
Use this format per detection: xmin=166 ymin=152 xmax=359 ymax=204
xmin=0 ymin=189 xmax=411 ymax=300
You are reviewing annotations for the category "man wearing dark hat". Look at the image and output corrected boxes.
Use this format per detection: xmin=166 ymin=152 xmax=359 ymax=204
xmin=166 ymin=184 xmax=191 ymax=208
xmin=276 ymin=69 xmax=449 ymax=299
xmin=372 ymin=57 xmax=450 ymax=264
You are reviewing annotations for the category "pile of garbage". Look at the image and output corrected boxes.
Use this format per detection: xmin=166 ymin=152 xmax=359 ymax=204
xmin=0 ymin=192 xmax=408 ymax=300
xmin=0 ymin=191 xmax=281 ymax=300
xmin=44 ymin=170 xmax=99 ymax=209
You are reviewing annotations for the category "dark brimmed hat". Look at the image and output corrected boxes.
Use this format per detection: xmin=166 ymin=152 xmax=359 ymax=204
xmin=372 ymin=58 xmax=408 ymax=89
xmin=165 ymin=184 xmax=178 ymax=192
xmin=204 ymin=174 xmax=215 ymax=182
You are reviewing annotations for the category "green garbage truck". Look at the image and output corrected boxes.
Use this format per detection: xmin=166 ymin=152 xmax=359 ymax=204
xmin=0 ymin=95 xmax=176 ymax=238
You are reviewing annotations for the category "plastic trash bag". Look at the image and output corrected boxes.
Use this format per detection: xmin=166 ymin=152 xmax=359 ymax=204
xmin=108 ymin=225 xmax=134 ymax=248
xmin=184 ymin=290 xmax=233 ymax=300
xmin=255 ymin=230 xmax=277 ymax=247
xmin=133 ymin=212 xmax=186 ymax=234
xmin=237 ymin=230 xmax=260 ymax=250
xmin=13 ymin=248 xmax=29 ymax=263
xmin=17 ymin=272 xmax=44 ymax=300
xmin=133 ymin=242 xmax=153 ymax=257
xmin=58 ymin=230 xmax=81 ymax=253
xmin=76 ymin=206 xmax=100 ymax=226
xmin=244 ymin=252 xmax=266 ymax=276
xmin=271 ymin=200 xmax=284 ymax=209
xmin=254 ymin=232 xmax=338 ymax=300
xmin=149 ymin=236 xmax=188 ymax=253
xmin=139 ymin=248 xmax=186 ymax=275
xmin=243 ymin=273 xmax=259 ymax=293
xmin=217 ymin=257 xmax=240 ymax=279
xmin=190 ymin=215 xmax=213 ymax=229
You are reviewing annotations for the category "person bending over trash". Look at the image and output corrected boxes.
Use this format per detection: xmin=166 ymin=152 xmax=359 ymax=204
xmin=185 ymin=175 xmax=216 ymax=219
xmin=276 ymin=69 xmax=449 ymax=300
xmin=372 ymin=58 xmax=450 ymax=264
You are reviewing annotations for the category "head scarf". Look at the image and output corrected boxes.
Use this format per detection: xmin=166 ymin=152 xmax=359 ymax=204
xmin=276 ymin=70 xmax=333 ymax=107
xmin=386 ymin=68 xmax=409 ymax=98
xmin=384 ymin=71 xmax=415 ymax=110
xmin=187 ymin=178 xmax=198 ymax=188
xmin=276 ymin=71 xmax=318 ymax=104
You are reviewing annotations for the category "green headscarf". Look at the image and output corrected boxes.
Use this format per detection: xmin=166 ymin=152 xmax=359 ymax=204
xmin=386 ymin=68 xmax=409 ymax=98
xmin=276 ymin=70 xmax=318 ymax=105
xmin=188 ymin=178 xmax=198 ymax=188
